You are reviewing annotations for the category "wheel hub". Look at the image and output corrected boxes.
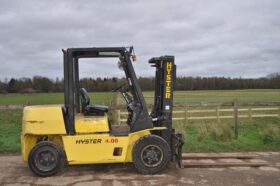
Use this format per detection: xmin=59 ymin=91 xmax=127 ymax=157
xmin=40 ymin=152 xmax=55 ymax=166
xmin=146 ymin=149 xmax=158 ymax=161
xmin=141 ymin=145 xmax=163 ymax=167
xmin=35 ymin=150 xmax=57 ymax=171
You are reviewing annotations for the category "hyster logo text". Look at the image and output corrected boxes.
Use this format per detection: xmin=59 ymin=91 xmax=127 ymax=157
xmin=76 ymin=139 xmax=102 ymax=144
xmin=165 ymin=62 xmax=172 ymax=99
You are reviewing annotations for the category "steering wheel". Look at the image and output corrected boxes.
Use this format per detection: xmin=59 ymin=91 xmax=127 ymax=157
xmin=112 ymin=83 xmax=134 ymax=108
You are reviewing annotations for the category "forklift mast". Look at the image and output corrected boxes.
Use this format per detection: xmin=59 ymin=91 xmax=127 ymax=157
xmin=149 ymin=56 xmax=176 ymax=145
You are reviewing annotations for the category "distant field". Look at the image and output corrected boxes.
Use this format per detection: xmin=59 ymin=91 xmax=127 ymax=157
xmin=0 ymin=89 xmax=279 ymax=105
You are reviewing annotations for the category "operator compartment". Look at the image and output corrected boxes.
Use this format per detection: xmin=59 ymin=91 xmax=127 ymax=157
xmin=75 ymin=113 xmax=110 ymax=133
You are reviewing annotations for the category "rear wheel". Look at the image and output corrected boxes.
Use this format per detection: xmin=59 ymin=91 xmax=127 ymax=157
xmin=28 ymin=141 xmax=65 ymax=177
xmin=133 ymin=135 xmax=171 ymax=174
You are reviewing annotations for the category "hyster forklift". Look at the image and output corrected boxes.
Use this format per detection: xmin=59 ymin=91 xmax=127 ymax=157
xmin=21 ymin=47 xmax=184 ymax=176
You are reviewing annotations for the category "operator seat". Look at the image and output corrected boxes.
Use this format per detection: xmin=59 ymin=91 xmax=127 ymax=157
xmin=80 ymin=88 xmax=108 ymax=116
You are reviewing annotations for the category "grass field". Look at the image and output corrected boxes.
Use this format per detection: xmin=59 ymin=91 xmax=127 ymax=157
xmin=0 ymin=109 xmax=22 ymax=151
xmin=0 ymin=89 xmax=279 ymax=152
xmin=0 ymin=89 xmax=279 ymax=105
xmin=180 ymin=118 xmax=280 ymax=152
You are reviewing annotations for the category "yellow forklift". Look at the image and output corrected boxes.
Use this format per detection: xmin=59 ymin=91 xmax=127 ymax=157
xmin=21 ymin=47 xmax=183 ymax=176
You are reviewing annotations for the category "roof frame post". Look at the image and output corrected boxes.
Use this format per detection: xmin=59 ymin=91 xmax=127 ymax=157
xmin=74 ymin=57 xmax=80 ymax=113
xmin=63 ymin=49 xmax=76 ymax=135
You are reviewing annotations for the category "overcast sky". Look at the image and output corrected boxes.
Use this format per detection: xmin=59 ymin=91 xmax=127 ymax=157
xmin=0 ymin=0 xmax=279 ymax=80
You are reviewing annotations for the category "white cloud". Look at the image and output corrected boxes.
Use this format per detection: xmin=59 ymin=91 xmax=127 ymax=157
xmin=0 ymin=0 xmax=279 ymax=79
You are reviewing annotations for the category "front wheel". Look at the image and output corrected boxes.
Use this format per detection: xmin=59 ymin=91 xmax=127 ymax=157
xmin=28 ymin=141 xmax=65 ymax=177
xmin=132 ymin=135 xmax=171 ymax=174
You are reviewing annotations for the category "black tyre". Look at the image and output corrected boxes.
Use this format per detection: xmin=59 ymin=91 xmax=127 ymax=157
xmin=28 ymin=141 xmax=65 ymax=177
xmin=132 ymin=135 xmax=171 ymax=174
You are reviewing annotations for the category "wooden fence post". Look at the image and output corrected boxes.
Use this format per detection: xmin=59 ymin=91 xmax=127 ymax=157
xmin=216 ymin=106 xmax=220 ymax=123
xmin=233 ymin=99 xmax=239 ymax=139
xmin=116 ymin=93 xmax=121 ymax=125
xmin=184 ymin=104 xmax=188 ymax=125
xmin=117 ymin=110 xmax=121 ymax=125
xmin=248 ymin=106 xmax=252 ymax=121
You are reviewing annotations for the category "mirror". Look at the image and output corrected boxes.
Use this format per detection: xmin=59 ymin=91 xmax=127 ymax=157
xmin=117 ymin=60 xmax=124 ymax=71
xmin=118 ymin=56 xmax=125 ymax=71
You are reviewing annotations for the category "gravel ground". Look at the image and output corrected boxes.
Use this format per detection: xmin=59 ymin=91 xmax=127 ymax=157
xmin=0 ymin=152 xmax=279 ymax=186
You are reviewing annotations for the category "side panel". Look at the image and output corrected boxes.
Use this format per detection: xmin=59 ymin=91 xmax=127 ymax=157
xmin=62 ymin=130 xmax=150 ymax=164
xmin=22 ymin=105 xmax=67 ymax=135
xmin=124 ymin=130 xmax=151 ymax=162
xmin=75 ymin=114 xmax=109 ymax=133
xmin=21 ymin=135 xmax=38 ymax=161
xmin=21 ymin=135 xmax=64 ymax=162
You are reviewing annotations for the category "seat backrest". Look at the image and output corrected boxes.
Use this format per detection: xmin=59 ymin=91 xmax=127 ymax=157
xmin=80 ymin=88 xmax=90 ymax=111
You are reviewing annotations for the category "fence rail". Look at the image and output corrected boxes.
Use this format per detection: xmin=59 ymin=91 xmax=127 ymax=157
xmin=0 ymin=105 xmax=25 ymax=109
xmin=2 ymin=102 xmax=280 ymax=123
xmin=118 ymin=101 xmax=280 ymax=123
xmin=2 ymin=101 xmax=280 ymax=121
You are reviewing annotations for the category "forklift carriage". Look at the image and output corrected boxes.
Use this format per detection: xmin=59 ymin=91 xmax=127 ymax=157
xmin=21 ymin=46 xmax=184 ymax=176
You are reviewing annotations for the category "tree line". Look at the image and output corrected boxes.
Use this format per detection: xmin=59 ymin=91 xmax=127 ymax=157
xmin=0 ymin=74 xmax=279 ymax=93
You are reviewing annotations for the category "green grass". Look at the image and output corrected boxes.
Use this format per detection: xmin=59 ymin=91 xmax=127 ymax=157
xmin=0 ymin=109 xmax=22 ymax=152
xmin=0 ymin=89 xmax=279 ymax=105
xmin=147 ymin=89 xmax=280 ymax=104
xmin=181 ymin=118 xmax=280 ymax=152
xmin=0 ymin=92 xmax=114 ymax=105
xmin=0 ymin=89 xmax=279 ymax=152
